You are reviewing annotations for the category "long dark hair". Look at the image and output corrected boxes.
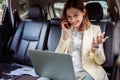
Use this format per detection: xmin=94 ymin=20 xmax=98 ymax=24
xmin=61 ymin=0 xmax=90 ymax=31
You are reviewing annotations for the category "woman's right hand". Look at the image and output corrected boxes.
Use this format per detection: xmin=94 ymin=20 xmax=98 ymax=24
xmin=61 ymin=20 xmax=72 ymax=41
xmin=61 ymin=20 xmax=72 ymax=32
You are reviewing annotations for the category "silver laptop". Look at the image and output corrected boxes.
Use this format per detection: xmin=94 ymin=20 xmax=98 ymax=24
xmin=28 ymin=50 xmax=76 ymax=80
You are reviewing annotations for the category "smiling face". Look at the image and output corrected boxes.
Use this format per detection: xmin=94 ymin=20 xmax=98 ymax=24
xmin=66 ymin=7 xmax=86 ymax=29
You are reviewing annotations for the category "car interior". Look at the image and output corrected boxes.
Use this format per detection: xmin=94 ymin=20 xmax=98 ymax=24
xmin=0 ymin=0 xmax=120 ymax=80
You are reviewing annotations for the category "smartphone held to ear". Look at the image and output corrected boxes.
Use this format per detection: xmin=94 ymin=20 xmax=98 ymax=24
xmin=68 ymin=22 xmax=71 ymax=26
xmin=64 ymin=21 xmax=71 ymax=29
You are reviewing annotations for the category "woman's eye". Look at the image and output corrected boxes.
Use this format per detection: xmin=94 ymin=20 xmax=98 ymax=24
xmin=74 ymin=14 xmax=78 ymax=17
xmin=67 ymin=16 xmax=71 ymax=19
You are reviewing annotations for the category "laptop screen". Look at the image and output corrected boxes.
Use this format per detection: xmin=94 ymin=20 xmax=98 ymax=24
xmin=28 ymin=50 xmax=76 ymax=80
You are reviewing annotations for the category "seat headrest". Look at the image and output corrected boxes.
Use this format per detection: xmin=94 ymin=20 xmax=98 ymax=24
xmin=28 ymin=5 xmax=44 ymax=19
xmin=85 ymin=2 xmax=103 ymax=20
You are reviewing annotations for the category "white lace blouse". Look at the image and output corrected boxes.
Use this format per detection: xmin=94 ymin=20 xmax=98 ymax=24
xmin=68 ymin=27 xmax=83 ymax=73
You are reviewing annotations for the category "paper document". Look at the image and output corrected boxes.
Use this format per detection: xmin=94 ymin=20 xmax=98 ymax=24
xmin=9 ymin=67 xmax=38 ymax=77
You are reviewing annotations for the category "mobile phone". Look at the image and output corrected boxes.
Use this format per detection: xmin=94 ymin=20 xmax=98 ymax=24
xmin=65 ymin=21 xmax=71 ymax=28
xmin=68 ymin=22 xmax=71 ymax=26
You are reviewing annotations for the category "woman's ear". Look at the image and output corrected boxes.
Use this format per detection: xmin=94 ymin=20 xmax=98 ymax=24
xmin=82 ymin=8 xmax=86 ymax=16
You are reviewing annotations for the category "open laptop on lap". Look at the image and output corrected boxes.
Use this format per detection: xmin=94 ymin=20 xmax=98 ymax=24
xmin=28 ymin=50 xmax=76 ymax=80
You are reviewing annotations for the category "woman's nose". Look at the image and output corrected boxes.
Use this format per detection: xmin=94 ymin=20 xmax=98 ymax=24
xmin=71 ymin=17 xmax=76 ymax=23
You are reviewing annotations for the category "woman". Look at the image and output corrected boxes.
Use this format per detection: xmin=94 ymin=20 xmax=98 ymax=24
xmin=55 ymin=0 xmax=109 ymax=80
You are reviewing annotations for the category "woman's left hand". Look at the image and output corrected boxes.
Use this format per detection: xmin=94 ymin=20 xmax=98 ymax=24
xmin=92 ymin=32 xmax=109 ymax=48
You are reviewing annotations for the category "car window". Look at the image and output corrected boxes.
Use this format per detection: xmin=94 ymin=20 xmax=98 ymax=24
xmin=53 ymin=2 xmax=65 ymax=18
xmin=53 ymin=1 xmax=109 ymax=20
xmin=18 ymin=0 xmax=29 ymax=19
xmin=0 ymin=0 xmax=6 ymax=22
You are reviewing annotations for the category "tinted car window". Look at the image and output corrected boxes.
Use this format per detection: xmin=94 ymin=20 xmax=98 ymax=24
xmin=18 ymin=0 xmax=29 ymax=19
xmin=53 ymin=2 xmax=65 ymax=18
xmin=0 ymin=0 xmax=6 ymax=22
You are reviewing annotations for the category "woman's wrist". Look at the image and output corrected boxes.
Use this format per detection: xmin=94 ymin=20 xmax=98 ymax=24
xmin=62 ymin=30 xmax=69 ymax=41
xmin=91 ymin=45 xmax=99 ymax=52
xmin=93 ymin=45 xmax=99 ymax=48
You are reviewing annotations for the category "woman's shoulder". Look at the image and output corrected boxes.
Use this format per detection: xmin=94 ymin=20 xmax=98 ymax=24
xmin=89 ymin=24 xmax=101 ymax=30
xmin=85 ymin=24 xmax=101 ymax=33
xmin=90 ymin=24 xmax=100 ymax=28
